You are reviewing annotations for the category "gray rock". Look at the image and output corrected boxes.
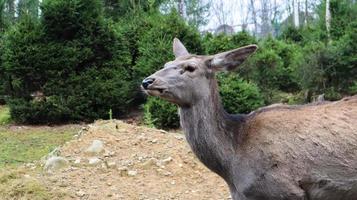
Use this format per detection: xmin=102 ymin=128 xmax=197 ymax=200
xmin=44 ymin=156 xmax=69 ymax=172
xmin=85 ymin=140 xmax=104 ymax=154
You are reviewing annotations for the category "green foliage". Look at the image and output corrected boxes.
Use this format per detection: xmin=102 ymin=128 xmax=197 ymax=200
xmin=279 ymin=26 xmax=304 ymax=43
xmin=133 ymin=11 xmax=203 ymax=86
xmin=218 ymin=74 xmax=265 ymax=114
xmin=0 ymin=0 xmax=5 ymax=32
xmin=295 ymin=41 xmax=327 ymax=94
xmin=17 ymin=0 xmax=40 ymax=19
xmin=144 ymin=97 xmax=179 ymax=129
xmin=2 ymin=0 xmax=134 ymax=123
xmin=0 ymin=33 xmax=5 ymax=104
xmin=244 ymin=37 xmax=302 ymax=103
xmin=297 ymin=22 xmax=357 ymax=97
xmin=0 ymin=105 xmax=11 ymax=125
xmin=329 ymin=0 xmax=357 ymax=40
xmin=349 ymin=81 xmax=357 ymax=95
xmin=103 ymin=0 xmax=166 ymax=19
xmin=203 ymin=31 xmax=257 ymax=54
xmin=41 ymin=0 xmax=103 ymax=41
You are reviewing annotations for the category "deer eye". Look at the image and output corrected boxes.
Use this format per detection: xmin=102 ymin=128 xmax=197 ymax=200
xmin=184 ymin=65 xmax=196 ymax=72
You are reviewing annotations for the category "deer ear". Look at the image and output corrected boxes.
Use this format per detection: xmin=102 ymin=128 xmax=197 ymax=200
xmin=173 ymin=38 xmax=189 ymax=58
xmin=208 ymin=45 xmax=258 ymax=72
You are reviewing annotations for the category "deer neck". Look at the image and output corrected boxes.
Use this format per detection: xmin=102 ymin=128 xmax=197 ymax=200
xmin=178 ymin=79 xmax=244 ymax=179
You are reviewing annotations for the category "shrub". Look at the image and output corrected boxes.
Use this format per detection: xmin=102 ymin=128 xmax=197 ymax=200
xmin=202 ymin=31 xmax=257 ymax=55
xmin=133 ymin=11 xmax=203 ymax=84
xmin=241 ymin=37 xmax=302 ymax=103
xmin=218 ymin=74 xmax=265 ymax=114
xmin=2 ymin=0 xmax=134 ymax=123
xmin=349 ymin=81 xmax=357 ymax=95
xmin=0 ymin=34 xmax=5 ymax=104
xmin=143 ymin=97 xmax=180 ymax=129
xmin=279 ymin=26 xmax=304 ymax=43
xmin=296 ymin=22 xmax=357 ymax=98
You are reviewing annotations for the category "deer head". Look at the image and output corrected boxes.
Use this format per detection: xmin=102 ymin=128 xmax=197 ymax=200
xmin=142 ymin=38 xmax=257 ymax=107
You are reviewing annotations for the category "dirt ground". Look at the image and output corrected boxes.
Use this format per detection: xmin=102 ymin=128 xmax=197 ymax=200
xmin=41 ymin=120 xmax=230 ymax=200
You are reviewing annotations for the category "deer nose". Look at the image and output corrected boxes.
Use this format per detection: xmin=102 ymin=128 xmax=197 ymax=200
xmin=142 ymin=78 xmax=155 ymax=90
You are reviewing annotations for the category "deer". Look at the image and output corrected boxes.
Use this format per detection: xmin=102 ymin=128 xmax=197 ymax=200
xmin=141 ymin=38 xmax=357 ymax=200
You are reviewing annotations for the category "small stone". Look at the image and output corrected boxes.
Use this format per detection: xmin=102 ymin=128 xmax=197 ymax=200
xmin=74 ymin=158 xmax=81 ymax=164
xmin=44 ymin=156 xmax=69 ymax=172
xmin=59 ymin=182 xmax=69 ymax=187
xmin=25 ymin=163 xmax=35 ymax=168
xmin=178 ymin=163 xmax=183 ymax=168
xmin=88 ymin=157 xmax=102 ymax=166
xmin=137 ymin=136 xmax=146 ymax=141
xmin=163 ymin=171 xmax=171 ymax=176
xmin=128 ymin=170 xmax=138 ymax=177
xmin=85 ymin=140 xmax=104 ymax=155
xmin=76 ymin=191 xmax=86 ymax=197
xmin=157 ymin=169 xmax=172 ymax=176
xmin=107 ymin=161 xmax=116 ymax=168
xmin=159 ymin=129 xmax=168 ymax=134
xmin=103 ymin=151 xmax=116 ymax=157
xmin=151 ymin=139 xmax=158 ymax=143
xmin=174 ymin=135 xmax=184 ymax=140
xmin=171 ymin=181 xmax=176 ymax=185
xmin=141 ymin=158 xmax=157 ymax=169
xmin=118 ymin=167 xmax=128 ymax=176
xmin=161 ymin=157 xmax=173 ymax=164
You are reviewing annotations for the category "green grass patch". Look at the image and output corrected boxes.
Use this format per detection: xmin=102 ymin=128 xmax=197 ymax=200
xmin=0 ymin=106 xmax=11 ymax=125
xmin=0 ymin=126 xmax=79 ymax=168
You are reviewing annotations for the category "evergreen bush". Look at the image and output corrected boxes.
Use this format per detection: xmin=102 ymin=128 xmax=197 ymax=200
xmin=143 ymin=97 xmax=179 ymax=129
xmin=218 ymin=74 xmax=265 ymax=114
xmin=2 ymin=0 xmax=133 ymax=123
xmin=133 ymin=11 xmax=203 ymax=83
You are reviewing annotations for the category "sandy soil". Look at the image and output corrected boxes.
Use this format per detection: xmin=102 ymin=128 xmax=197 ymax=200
xmin=42 ymin=120 xmax=230 ymax=200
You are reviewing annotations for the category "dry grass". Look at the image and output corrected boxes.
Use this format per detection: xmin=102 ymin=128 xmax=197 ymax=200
xmin=0 ymin=168 xmax=68 ymax=200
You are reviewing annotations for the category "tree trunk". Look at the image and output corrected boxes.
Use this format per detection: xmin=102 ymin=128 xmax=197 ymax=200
xmin=249 ymin=0 xmax=257 ymax=36
xmin=293 ymin=0 xmax=300 ymax=28
xmin=305 ymin=0 xmax=308 ymax=25
xmin=326 ymin=0 xmax=331 ymax=41
xmin=178 ymin=0 xmax=186 ymax=19
xmin=7 ymin=0 xmax=15 ymax=22
xmin=260 ymin=0 xmax=271 ymax=37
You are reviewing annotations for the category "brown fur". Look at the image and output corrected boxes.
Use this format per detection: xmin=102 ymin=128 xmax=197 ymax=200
xmin=236 ymin=96 xmax=357 ymax=199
